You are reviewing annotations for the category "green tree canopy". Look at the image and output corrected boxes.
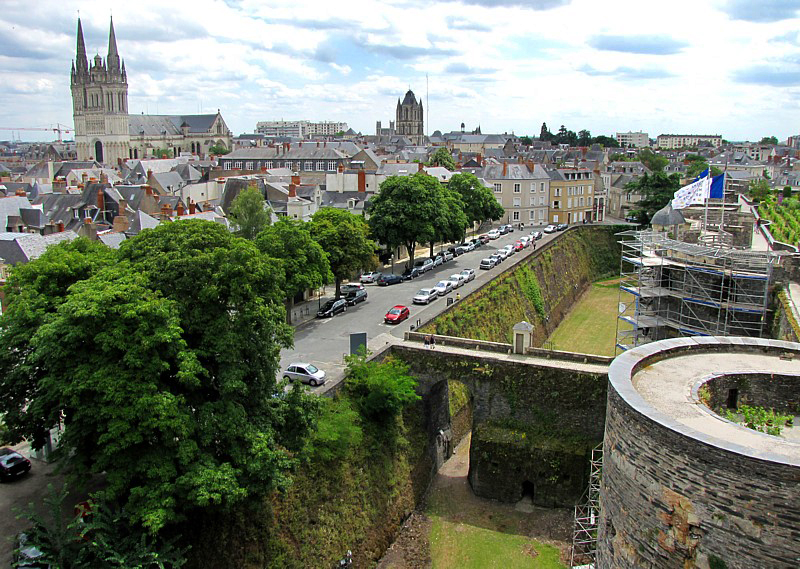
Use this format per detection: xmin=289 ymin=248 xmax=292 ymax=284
xmin=519 ymin=135 xmax=533 ymax=146
xmin=433 ymin=190 xmax=469 ymax=253
xmin=428 ymin=147 xmax=456 ymax=170
xmin=592 ymin=135 xmax=620 ymax=148
xmin=748 ymin=179 xmax=771 ymax=202
xmin=256 ymin=218 xmax=332 ymax=314
xmin=637 ymin=148 xmax=668 ymax=172
xmin=625 ymin=171 xmax=681 ymax=223
xmin=229 ymin=185 xmax=271 ymax=240
xmin=0 ymin=222 xmax=302 ymax=532
xmin=760 ymin=136 xmax=778 ymax=145
xmin=208 ymin=144 xmax=229 ymax=155
xmin=309 ymin=208 xmax=377 ymax=297
xmin=577 ymin=129 xmax=592 ymax=146
xmin=448 ymin=172 xmax=504 ymax=234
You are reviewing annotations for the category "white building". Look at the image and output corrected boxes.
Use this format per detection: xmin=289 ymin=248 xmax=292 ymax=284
xmin=255 ymin=120 xmax=348 ymax=138
xmin=656 ymin=134 xmax=723 ymax=149
xmin=615 ymin=131 xmax=649 ymax=148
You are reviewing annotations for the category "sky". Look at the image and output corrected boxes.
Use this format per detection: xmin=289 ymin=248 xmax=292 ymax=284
xmin=2 ymin=0 xmax=800 ymax=143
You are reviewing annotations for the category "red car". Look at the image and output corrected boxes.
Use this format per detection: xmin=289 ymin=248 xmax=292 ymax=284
xmin=385 ymin=305 xmax=410 ymax=324
xmin=513 ymin=241 xmax=524 ymax=251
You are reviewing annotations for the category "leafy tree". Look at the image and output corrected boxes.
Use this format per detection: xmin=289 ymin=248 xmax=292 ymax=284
xmin=624 ymin=171 xmax=681 ymax=222
xmin=256 ymin=218 xmax=332 ymax=317
xmin=638 ymin=148 xmax=668 ymax=172
xmin=519 ymin=135 xmax=533 ymax=146
xmin=760 ymin=136 xmax=778 ymax=145
xmin=428 ymin=147 xmax=456 ymax=170
xmin=782 ymin=185 xmax=793 ymax=199
xmin=344 ymin=353 xmax=420 ymax=429
xmin=592 ymin=135 xmax=620 ymax=148
xmin=306 ymin=398 xmax=363 ymax=463
xmin=448 ymin=172 xmax=503 ymax=236
xmin=748 ymin=179 xmax=771 ymax=202
xmin=208 ymin=144 xmax=229 ymax=155
xmin=369 ymin=173 xmax=443 ymax=270
xmin=1 ymin=221 xmax=299 ymax=532
xmin=609 ymin=153 xmax=633 ymax=162
xmin=432 ymin=190 xmax=469 ymax=255
xmin=229 ymin=185 xmax=271 ymax=240
xmin=309 ymin=208 xmax=377 ymax=298
xmin=578 ymin=129 xmax=592 ymax=146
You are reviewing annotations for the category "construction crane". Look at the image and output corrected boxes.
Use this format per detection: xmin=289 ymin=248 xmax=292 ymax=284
xmin=0 ymin=124 xmax=73 ymax=142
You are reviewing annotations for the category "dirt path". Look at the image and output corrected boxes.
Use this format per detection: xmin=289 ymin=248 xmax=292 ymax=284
xmin=376 ymin=434 xmax=573 ymax=568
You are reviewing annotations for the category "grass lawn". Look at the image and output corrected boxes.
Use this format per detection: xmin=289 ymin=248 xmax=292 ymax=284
xmin=547 ymin=279 xmax=627 ymax=357
xmin=430 ymin=517 xmax=564 ymax=569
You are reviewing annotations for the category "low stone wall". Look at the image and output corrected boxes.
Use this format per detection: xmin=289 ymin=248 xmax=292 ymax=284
xmin=772 ymin=288 xmax=800 ymax=342
xmin=704 ymin=371 xmax=800 ymax=415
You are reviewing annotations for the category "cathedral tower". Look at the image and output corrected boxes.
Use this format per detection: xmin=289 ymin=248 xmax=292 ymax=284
xmin=395 ymin=90 xmax=424 ymax=146
xmin=71 ymin=17 xmax=130 ymax=164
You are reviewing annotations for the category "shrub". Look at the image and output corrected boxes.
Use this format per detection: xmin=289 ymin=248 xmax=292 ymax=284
xmin=344 ymin=353 xmax=421 ymax=429
xmin=307 ymin=398 xmax=363 ymax=463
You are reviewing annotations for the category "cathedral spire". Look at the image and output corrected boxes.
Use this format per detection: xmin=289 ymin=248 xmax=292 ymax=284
xmin=75 ymin=18 xmax=88 ymax=75
xmin=107 ymin=16 xmax=121 ymax=74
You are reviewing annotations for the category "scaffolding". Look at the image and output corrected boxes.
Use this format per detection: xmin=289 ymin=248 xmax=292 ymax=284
xmin=570 ymin=444 xmax=603 ymax=569
xmin=615 ymin=230 xmax=778 ymax=353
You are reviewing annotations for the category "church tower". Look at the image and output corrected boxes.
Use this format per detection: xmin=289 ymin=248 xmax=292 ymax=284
xmin=395 ymin=90 xmax=424 ymax=146
xmin=71 ymin=17 xmax=130 ymax=165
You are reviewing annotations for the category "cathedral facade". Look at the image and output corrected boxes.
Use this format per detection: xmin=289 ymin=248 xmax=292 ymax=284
xmin=395 ymin=90 xmax=424 ymax=145
xmin=70 ymin=18 xmax=232 ymax=165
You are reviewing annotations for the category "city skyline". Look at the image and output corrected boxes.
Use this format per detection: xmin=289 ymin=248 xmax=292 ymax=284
xmin=2 ymin=0 xmax=800 ymax=143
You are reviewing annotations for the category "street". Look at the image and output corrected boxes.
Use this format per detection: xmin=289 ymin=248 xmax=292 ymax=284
xmin=279 ymin=226 xmax=561 ymax=391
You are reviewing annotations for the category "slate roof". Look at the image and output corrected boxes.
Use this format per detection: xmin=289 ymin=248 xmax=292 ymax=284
xmin=223 ymin=146 xmax=352 ymax=160
xmin=0 ymin=230 xmax=79 ymax=265
xmin=401 ymin=90 xmax=418 ymax=106
xmin=480 ymin=163 xmax=548 ymax=180
xmin=0 ymin=196 xmax=32 ymax=231
xmin=128 ymin=114 xmax=219 ymax=136
xmin=98 ymin=231 xmax=127 ymax=248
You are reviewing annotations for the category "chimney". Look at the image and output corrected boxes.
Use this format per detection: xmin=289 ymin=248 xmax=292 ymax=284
xmin=338 ymin=162 xmax=344 ymax=173
xmin=289 ymin=183 xmax=297 ymax=198
xmin=82 ymin=172 xmax=88 ymax=183
xmin=357 ymin=169 xmax=366 ymax=193
xmin=97 ymin=189 xmax=105 ymax=213
xmin=477 ymin=153 xmax=482 ymax=166
xmin=502 ymin=161 xmax=507 ymax=176
xmin=143 ymin=185 xmax=153 ymax=197
xmin=189 ymin=200 xmax=196 ymax=214
xmin=57 ymin=222 xmax=65 ymax=232
xmin=15 ymin=188 xmax=26 ymax=197
xmin=418 ymin=162 xmax=424 ymax=172
xmin=112 ymin=214 xmax=130 ymax=233
xmin=80 ymin=217 xmax=98 ymax=240
xmin=147 ymin=169 xmax=153 ymax=182
xmin=176 ymin=203 xmax=185 ymax=217
xmin=161 ymin=203 xmax=173 ymax=218
xmin=100 ymin=172 xmax=108 ymax=184
xmin=291 ymin=174 xmax=301 ymax=186
xmin=119 ymin=199 xmax=127 ymax=213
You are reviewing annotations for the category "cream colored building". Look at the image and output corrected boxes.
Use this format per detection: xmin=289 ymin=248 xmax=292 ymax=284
xmin=479 ymin=161 xmax=550 ymax=225
xmin=546 ymin=167 xmax=597 ymax=224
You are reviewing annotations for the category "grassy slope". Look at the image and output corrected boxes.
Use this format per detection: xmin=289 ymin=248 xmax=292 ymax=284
xmin=546 ymin=280 xmax=623 ymax=357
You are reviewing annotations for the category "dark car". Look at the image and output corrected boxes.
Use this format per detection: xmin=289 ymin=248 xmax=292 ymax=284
xmin=448 ymin=246 xmax=463 ymax=258
xmin=401 ymin=266 xmax=423 ymax=280
xmin=378 ymin=273 xmax=404 ymax=286
xmin=498 ymin=225 xmax=510 ymax=235
xmin=0 ymin=448 xmax=31 ymax=481
xmin=341 ymin=283 xmax=365 ymax=295
xmin=557 ymin=223 xmax=569 ymax=231
xmin=317 ymin=298 xmax=348 ymax=318
xmin=344 ymin=288 xmax=368 ymax=306
xmin=384 ymin=305 xmax=410 ymax=324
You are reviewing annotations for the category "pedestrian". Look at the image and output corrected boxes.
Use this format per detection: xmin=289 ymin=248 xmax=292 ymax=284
xmin=430 ymin=335 xmax=436 ymax=349
xmin=456 ymin=293 xmax=461 ymax=302
xmin=532 ymin=241 xmax=536 ymax=251
xmin=424 ymin=334 xmax=430 ymax=349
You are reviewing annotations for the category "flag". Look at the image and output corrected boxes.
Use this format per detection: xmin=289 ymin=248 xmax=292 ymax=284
xmin=709 ymin=173 xmax=725 ymax=199
xmin=672 ymin=175 xmax=711 ymax=209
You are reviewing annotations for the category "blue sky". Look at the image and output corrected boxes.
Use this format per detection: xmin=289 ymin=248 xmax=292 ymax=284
xmin=2 ymin=0 xmax=800 ymax=142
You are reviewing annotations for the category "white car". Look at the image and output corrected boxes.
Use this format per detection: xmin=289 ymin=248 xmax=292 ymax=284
xmin=479 ymin=258 xmax=496 ymax=270
xmin=448 ymin=274 xmax=466 ymax=288
xmin=519 ymin=236 xmax=531 ymax=247
xmin=487 ymin=229 xmax=501 ymax=240
xmin=359 ymin=271 xmax=382 ymax=283
xmin=433 ymin=280 xmax=454 ymax=295
xmin=502 ymin=244 xmax=515 ymax=256
xmin=413 ymin=288 xmax=438 ymax=304
xmin=544 ymin=224 xmax=557 ymax=234
xmin=283 ymin=363 xmax=327 ymax=386
xmin=496 ymin=249 xmax=509 ymax=260
xmin=460 ymin=268 xmax=476 ymax=282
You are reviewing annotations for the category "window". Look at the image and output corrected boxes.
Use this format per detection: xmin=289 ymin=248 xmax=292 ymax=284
xmin=493 ymin=183 xmax=502 ymax=193
xmin=539 ymin=196 xmax=545 ymax=206
xmin=579 ymin=197 xmax=584 ymax=207
xmin=513 ymin=197 xmax=521 ymax=207
xmin=223 ymin=162 xmax=232 ymax=170
xmin=316 ymin=161 xmax=325 ymax=171
xmin=514 ymin=183 xmax=521 ymax=193
xmin=538 ymin=209 xmax=545 ymax=220
xmin=530 ymin=197 xmax=536 ymax=206
xmin=554 ymin=188 xmax=562 ymax=197
xmin=327 ymin=161 xmax=336 ymax=171
xmin=529 ymin=210 xmax=536 ymax=221
xmin=265 ymin=160 xmax=273 ymax=169
xmin=540 ymin=182 xmax=545 ymax=192
xmin=245 ymin=162 xmax=253 ymax=170
xmin=233 ymin=161 xmax=242 ymax=169
xmin=512 ymin=211 xmax=520 ymax=221
xmin=530 ymin=183 xmax=536 ymax=193
xmin=304 ymin=161 xmax=313 ymax=171
xmin=568 ymin=198 xmax=573 ymax=208
xmin=553 ymin=214 xmax=559 ymax=223
xmin=553 ymin=200 xmax=560 ymax=209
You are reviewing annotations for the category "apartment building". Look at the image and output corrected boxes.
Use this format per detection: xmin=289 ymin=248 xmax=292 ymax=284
xmin=479 ymin=161 xmax=550 ymax=225
xmin=255 ymin=120 xmax=349 ymax=138
xmin=656 ymin=134 xmax=723 ymax=149
xmin=615 ymin=131 xmax=649 ymax=148
xmin=546 ymin=167 xmax=597 ymax=224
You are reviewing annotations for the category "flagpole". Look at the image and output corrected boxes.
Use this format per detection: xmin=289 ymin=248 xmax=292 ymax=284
xmin=703 ymin=167 xmax=710 ymax=235
xmin=720 ymin=155 xmax=728 ymax=243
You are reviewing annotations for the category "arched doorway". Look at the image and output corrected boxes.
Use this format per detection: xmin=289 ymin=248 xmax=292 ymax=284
xmin=428 ymin=379 xmax=474 ymax=473
xmin=94 ymin=140 xmax=104 ymax=163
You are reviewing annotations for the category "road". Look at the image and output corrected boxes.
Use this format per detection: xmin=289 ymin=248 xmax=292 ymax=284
xmin=278 ymin=226 xmax=562 ymax=391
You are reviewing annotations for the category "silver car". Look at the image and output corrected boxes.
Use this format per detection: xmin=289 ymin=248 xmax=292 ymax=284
xmin=283 ymin=363 xmax=327 ymax=386
xmin=460 ymin=268 xmax=476 ymax=282
xmin=433 ymin=280 xmax=454 ymax=295
xmin=413 ymin=288 xmax=438 ymax=304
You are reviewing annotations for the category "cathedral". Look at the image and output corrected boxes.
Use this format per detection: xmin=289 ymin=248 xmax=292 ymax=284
xmin=395 ymin=90 xmax=424 ymax=145
xmin=70 ymin=18 xmax=233 ymax=165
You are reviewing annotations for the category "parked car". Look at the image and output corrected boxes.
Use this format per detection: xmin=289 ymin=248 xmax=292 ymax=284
xmin=498 ymin=225 xmax=510 ymax=235
xmin=519 ymin=236 xmax=531 ymax=247
xmin=470 ymin=238 xmax=482 ymax=248
xmin=460 ymin=268 xmax=476 ymax=282
xmin=448 ymin=246 xmax=463 ymax=257
xmin=439 ymin=250 xmax=454 ymax=262
xmin=317 ymin=298 xmax=347 ymax=318
xmin=455 ymin=245 xmax=469 ymax=255
xmin=496 ymin=249 xmax=509 ymax=260
xmin=487 ymin=229 xmax=500 ymax=240
xmin=413 ymin=288 xmax=438 ymax=304
xmin=0 ymin=448 xmax=31 ymax=481
xmin=341 ymin=283 xmax=365 ymax=295
xmin=402 ymin=266 xmax=423 ymax=280
xmin=625 ymin=213 xmax=639 ymax=223
xmin=513 ymin=241 xmax=524 ymax=251
xmin=384 ymin=305 xmax=410 ymax=324
xmin=479 ymin=258 xmax=496 ymax=270
xmin=448 ymin=274 xmax=466 ymax=288
xmin=531 ymin=230 xmax=543 ymax=240
xmin=458 ymin=241 xmax=475 ymax=252
xmin=344 ymin=288 xmax=368 ymax=306
xmin=13 ymin=533 xmax=47 ymax=568
xmin=543 ymin=224 xmax=557 ymax=234
xmin=502 ymin=244 xmax=515 ymax=256
xmin=414 ymin=258 xmax=434 ymax=273
xmin=431 ymin=255 xmax=444 ymax=267
xmin=359 ymin=271 xmax=382 ymax=284
xmin=433 ymin=280 xmax=454 ymax=295
xmin=557 ymin=223 xmax=569 ymax=231
xmin=478 ymin=234 xmax=490 ymax=244
xmin=283 ymin=363 xmax=327 ymax=386
xmin=377 ymin=273 xmax=404 ymax=286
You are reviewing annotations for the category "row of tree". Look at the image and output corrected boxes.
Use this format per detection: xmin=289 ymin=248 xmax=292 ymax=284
xmin=536 ymin=123 xmax=619 ymax=148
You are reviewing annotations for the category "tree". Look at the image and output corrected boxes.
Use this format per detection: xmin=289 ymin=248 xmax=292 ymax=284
xmin=592 ymin=135 xmax=620 ymax=148
xmin=369 ymin=173 xmax=444 ymax=271
xmin=782 ymin=185 xmax=793 ymax=199
xmin=0 ymin=221 xmax=300 ymax=532
xmin=624 ymin=171 xmax=681 ymax=222
xmin=256 ymin=218 xmax=332 ymax=318
xmin=432 ymin=190 xmax=469 ymax=255
xmin=309 ymin=208 xmax=377 ymax=298
xmin=344 ymin=352 xmax=420 ymax=429
xmin=228 ymin=185 xmax=270 ymax=240
xmin=609 ymin=153 xmax=633 ymax=162
xmin=447 ymin=172 xmax=504 ymax=236
xmin=519 ymin=135 xmax=533 ymax=146
xmin=748 ymin=179 xmax=771 ymax=202
xmin=428 ymin=147 xmax=456 ymax=170
xmin=578 ymin=129 xmax=592 ymax=146
xmin=208 ymin=144 xmax=229 ymax=155
xmin=638 ymin=148 xmax=668 ymax=172
xmin=760 ymin=136 xmax=778 ymax=145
